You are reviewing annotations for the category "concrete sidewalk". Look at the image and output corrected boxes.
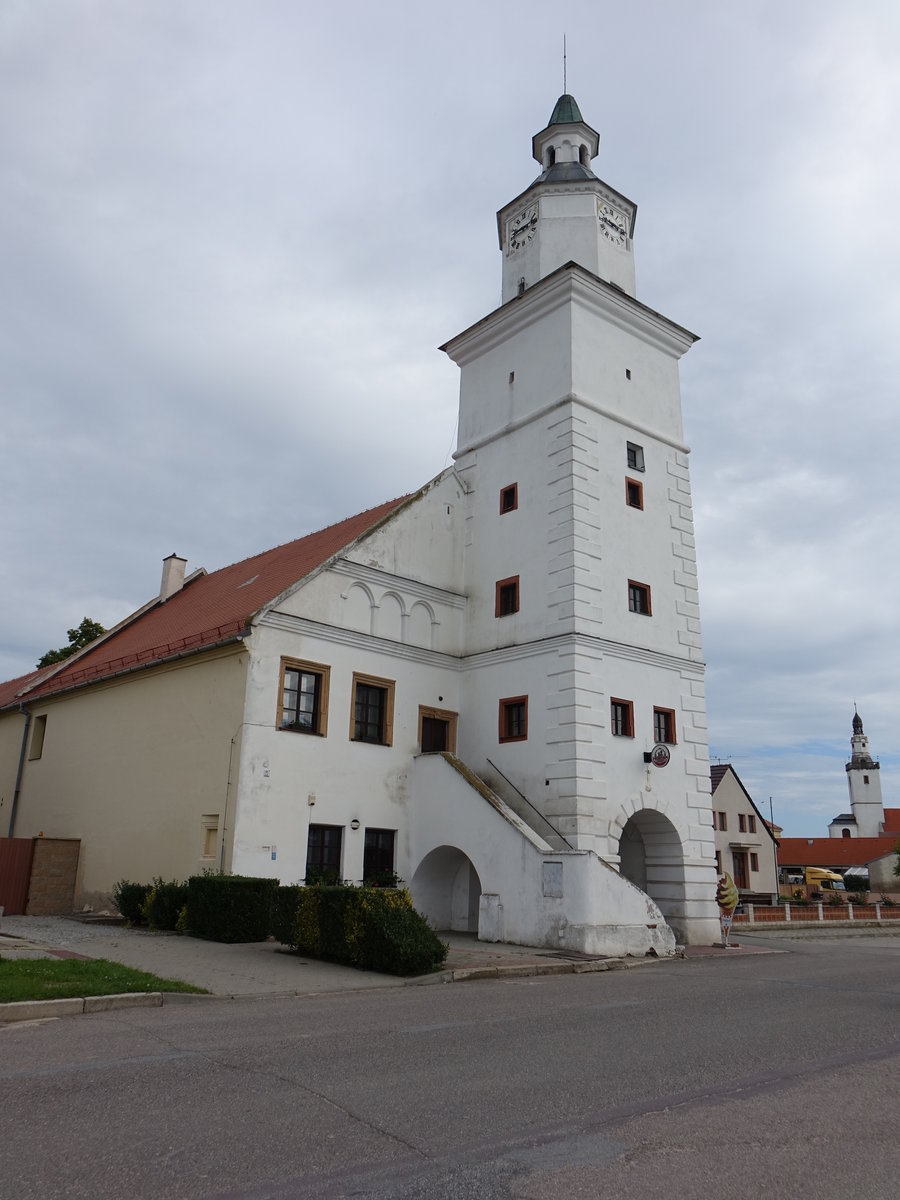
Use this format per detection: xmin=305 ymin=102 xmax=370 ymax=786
xmin=0 ymin=914 xmax=656 ymax=1009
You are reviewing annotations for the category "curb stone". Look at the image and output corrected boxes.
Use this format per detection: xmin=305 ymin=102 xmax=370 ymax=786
xmin=411 ymin=955 xmax=661 ymax=985
xmin=1 ymin=992 xmax=163 ymax=1025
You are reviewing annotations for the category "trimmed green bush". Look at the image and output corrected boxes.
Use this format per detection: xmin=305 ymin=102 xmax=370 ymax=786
xmin=283 ymin=884 xmax=447 ymax=976
xmin=271 ymin=884 xmax=304 ymax=945
xmin=357 ymin=901 xmax=447 ymax=976
xmin=187 ymin=874 xmax=279 ymax=943
xmin=112 ymin=880 xmax=152 ymax=925
xmin=142 ymin=878 xmax=190 ymax=931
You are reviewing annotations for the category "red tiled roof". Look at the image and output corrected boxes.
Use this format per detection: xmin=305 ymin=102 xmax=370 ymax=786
xmin=3 ymin=496 xmax=410 ymax=709
xmin=777 ymin=836 xmax=897 ymax=869
xmin=0 ymin=669 xmax=45 ymax=711
xmin=883 ymin=808 xmax=900 ymax=834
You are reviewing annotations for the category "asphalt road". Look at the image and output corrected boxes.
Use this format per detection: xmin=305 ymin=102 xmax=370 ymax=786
xmin=3 ymin=931 xmax=898 ymax=1199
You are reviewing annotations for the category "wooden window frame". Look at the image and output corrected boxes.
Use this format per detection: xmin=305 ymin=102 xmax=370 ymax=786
xmin=626 ymin=441 xmax=645 ymax=472
xmin=653 ymin=706 xmax=676 ymax=745
xmin=628 ymin=579 xmax=652 ymax=616
xmin=718 ymin=811 xmax=727 ymax=832
xmin=306 ymin=823 xmax=343 ymax=884
xmin=417 ymin=705 xmax=458 ymax=754
xmin=350 ymin=672 xmax=395 ymax=746
xmin=495 ymin=575 xmax=520 ymax=618
xmin=610 ymin=698 xmax=634 ymax=738
xmin=278 ymin=658 xmax=331 ymax=736
xmin=363 ymin=828 xmax=396 ymax=884
xmin=739 ymin=813 xmax=747 ymax=833
xmin=625 ymin=477 xmax=644 ymax=510
xmin=748 ymin=814 xmax=757 ymax=834
xmin=750 ymin=852 xmax=759 ymax=872
xmin=715 ymin=850 xmax=722 ymax=874
xmin=498 ymin=696 xmax=528 ymax=743
xmin=499 ymin=483 xmax=518 ymax=514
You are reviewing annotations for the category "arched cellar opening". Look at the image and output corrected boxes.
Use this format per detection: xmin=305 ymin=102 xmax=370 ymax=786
xmin=618 ymin=808 xmax=688 ymax=938
xmin=410 ymin=845 xmax=482 ymax=933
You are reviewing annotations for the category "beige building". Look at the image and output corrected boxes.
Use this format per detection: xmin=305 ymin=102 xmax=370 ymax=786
xmin=710 ymin=764 xmax=779 ymax=901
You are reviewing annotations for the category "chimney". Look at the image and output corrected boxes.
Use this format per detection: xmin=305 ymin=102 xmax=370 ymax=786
xmin=160 ymin=553 xmax=187 ymax=601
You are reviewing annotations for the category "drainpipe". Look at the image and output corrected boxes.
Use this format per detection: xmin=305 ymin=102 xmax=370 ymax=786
xmin=7 ymin=705 xmax=32 ymax=838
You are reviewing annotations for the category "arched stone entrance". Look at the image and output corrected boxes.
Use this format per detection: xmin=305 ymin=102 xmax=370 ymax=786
xmin=410 ymin=845 xmax=482 ymax=933
xmin=618 ymin=808 xmax=688 ymax=938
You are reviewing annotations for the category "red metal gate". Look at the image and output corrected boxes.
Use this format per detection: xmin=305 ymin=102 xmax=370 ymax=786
xmin=0 ymin=838 xmax=35 ymax=915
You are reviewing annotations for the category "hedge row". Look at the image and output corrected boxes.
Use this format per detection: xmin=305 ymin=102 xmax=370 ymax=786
xmin=111 ymin=878 xmax=188 ymax=931
xmin=112 ymin=875 xmax=447 ymax=976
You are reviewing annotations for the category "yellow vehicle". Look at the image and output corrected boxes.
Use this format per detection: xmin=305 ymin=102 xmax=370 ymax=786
xmin=805 ymin=867 xmax=846 ymax=893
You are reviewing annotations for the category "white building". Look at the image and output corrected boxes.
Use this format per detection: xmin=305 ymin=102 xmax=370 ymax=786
xmin=1 ymin=95 xmax=720 ymax=951
xmin=830 ymin=709 xmax=887 ymax=838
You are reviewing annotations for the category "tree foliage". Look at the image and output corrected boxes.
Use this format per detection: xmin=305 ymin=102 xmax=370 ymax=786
xmin=37 ymin=617 xmax=106 ymax=668
xmin=893 ymin=840 xmax=900 ymax=879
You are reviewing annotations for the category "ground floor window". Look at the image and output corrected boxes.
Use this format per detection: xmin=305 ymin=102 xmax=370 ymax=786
xmin=363 ymin=828 xmax=397 ymax=886
xmin=306 ymin=823 xmax=343 ymax=884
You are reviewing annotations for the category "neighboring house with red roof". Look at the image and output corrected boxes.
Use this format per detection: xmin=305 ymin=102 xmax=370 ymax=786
xmin=709 ymin=764 xmax=779 ymax=900
xmin=0 ymin=94 xmax=723 ymax=952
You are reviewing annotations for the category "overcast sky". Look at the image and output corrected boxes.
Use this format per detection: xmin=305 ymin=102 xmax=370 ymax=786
xmin=2 ymin=1 xmax=899 ymax=836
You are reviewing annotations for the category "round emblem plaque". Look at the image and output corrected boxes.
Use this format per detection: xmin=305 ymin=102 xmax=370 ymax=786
xmin=650 ymin=744 xmax=671 ymax=768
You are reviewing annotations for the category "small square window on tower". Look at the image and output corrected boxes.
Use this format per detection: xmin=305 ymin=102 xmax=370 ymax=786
xmin=495 ymin=575 xmax=520 ymax=617
xmin=625 ymin=478 xmax=643 ymax=509
xmin=626 ymin=441 xmax=645 ymax=472
xmin=500 ymin=483 xmax=518 ymax=514
xmin=499 ymin=696 xmax=528 ymax=742
xmin=610 ymin=698 xmax=634 ymax=737
xmin=653 ymin=707 xmax=676 ymax=745
xmin=628 ymin=580 xmax=652 ymax=615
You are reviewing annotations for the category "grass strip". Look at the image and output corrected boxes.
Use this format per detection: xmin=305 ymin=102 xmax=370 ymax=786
xmin=0 ymin=958 xmax=207 ymax=1003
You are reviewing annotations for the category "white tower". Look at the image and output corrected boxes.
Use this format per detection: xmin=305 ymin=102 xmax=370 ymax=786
xmin=846 ymin=710 xmax=885 ymax=837
xmin=444 ymin=95 xmax=719 ymax=945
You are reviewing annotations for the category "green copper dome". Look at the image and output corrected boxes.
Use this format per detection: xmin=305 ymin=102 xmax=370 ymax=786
xmin=548 ymin=94 xmax=584 ymax=126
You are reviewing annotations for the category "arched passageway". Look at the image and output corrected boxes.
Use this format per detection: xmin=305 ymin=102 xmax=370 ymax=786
xmin=410 ymin=845 xmax=482 ymax=933
xmin=618 ymin=808 xmax=687 ymax=934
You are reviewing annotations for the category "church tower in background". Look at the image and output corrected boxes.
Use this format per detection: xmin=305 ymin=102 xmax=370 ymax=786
xmin=846 ymin=710 xmax=885 ymax=837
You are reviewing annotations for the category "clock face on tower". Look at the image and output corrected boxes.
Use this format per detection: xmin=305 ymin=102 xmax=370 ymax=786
xmin=507 ymin=205 xmax=538 ymax=253
xmin=598 ymin=200 xmax=627 ymax=247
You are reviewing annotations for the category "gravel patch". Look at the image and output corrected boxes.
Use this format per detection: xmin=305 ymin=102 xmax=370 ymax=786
xmin=1 ymin=914 xmax=148 ymax=949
